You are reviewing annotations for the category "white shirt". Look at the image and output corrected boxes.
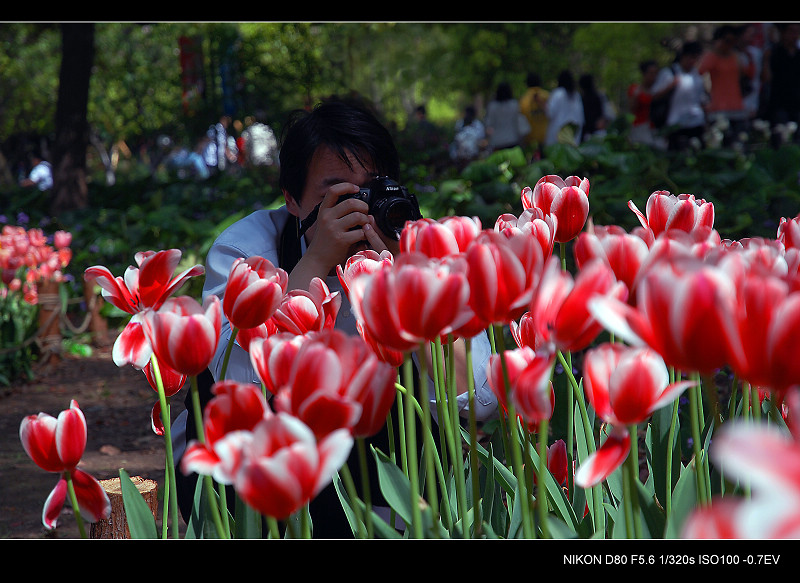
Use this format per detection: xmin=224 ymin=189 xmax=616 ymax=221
xmin=545 ymin=87 xmax=585 ymax=146
xmin=485 ymin=99 xmax=526 ymax=150
xmin=653 ymin=64 xmax=707 ymax=129
xmin=28 ymin=161 xmax=53 ymax=191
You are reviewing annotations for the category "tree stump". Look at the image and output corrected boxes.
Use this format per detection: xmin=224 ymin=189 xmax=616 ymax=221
xmin=83 ymin=279 xmax=110 ymax=347
xmin=37 ymin=280 xmax=62 ymax=365
xmin=89 ymin=476 xmax=158 ymax=539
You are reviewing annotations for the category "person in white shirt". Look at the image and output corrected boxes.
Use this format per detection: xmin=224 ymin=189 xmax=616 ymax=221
xmin=545 ymin=70 xmax=585 ymax=147
xmin=20 ymin=154 xmax=53 ymax=191
xmin=485 ymin=81 xmax=529 ymax=151
xmin=651 ymin=41 xmax=708 ymax=151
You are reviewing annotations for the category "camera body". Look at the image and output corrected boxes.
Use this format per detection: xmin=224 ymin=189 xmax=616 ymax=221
xmin=339 ymin=176 xmax=422 ymax=240
xmin=299 ymin=176 xmax=422 ymax=240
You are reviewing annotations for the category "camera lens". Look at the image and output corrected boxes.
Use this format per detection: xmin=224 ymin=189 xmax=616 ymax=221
xmin=380 ymin=198 xmax=416 ymax=236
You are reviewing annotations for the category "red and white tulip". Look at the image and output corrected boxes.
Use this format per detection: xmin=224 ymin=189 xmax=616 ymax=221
xmin=19 ymin=400 xmax=111 ymax=529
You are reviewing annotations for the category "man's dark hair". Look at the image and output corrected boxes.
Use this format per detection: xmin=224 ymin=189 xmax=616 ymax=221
xmin=278 ymin=98 xmax=400 ymax=203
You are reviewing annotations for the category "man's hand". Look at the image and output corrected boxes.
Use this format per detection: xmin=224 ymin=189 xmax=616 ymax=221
xmin=289 ymin=183 xmax=370 ymax=291
xmin=363 ymin=216 xmax=401 ymax=256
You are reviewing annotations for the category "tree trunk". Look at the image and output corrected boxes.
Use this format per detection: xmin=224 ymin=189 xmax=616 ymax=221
xmin=50 ymin=23 xmax=95 ymax=217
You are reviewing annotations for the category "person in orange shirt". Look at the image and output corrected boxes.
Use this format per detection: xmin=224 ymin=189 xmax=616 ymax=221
xmin=698 ymin=25 xmax=755 ymax=142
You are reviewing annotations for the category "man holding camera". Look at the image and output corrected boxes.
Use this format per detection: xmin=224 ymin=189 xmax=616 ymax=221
xmin=174 ymin=98 xmax=496 ymax=537
xmin=199 ymin=98 xmax=411 ymax=368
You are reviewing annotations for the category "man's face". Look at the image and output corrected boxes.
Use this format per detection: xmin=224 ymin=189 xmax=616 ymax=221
xmin=285 ymin=145 xmax=375 ymax=225
xmin=285 ymin=145 xmax=399 ymax=257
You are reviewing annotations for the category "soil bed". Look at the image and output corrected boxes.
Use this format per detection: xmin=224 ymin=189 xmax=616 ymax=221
xmin=0 ymin=341 xmax=184 ymax=539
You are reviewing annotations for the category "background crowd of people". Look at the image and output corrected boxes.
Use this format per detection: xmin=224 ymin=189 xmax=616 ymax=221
xmin=441 ymin=22 xmax=800 ymax=166
xmin=14 ymin=23 xmax=800 ymax=191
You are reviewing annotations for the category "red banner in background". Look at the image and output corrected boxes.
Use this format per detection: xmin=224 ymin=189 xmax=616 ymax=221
xmin=179 ymin=36 xmax=205 ymax=116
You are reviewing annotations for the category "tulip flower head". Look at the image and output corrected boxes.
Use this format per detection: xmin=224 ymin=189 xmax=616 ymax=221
xmin=628 ymin=191 xmax=714 ymax=240
xmin=181 ymin=381 xmax=271 ymax=484
xmin=683 ymin=419 xmax=800 ymax=539
xmin=143 ymin=294 xmax=222 ymax=377
xmin=84 ymin=249 xmax=205 ymax=369
xmin=336 ymin=249 xmax=394 ymax=297
xmin=523 ymin=175 xmax=590 ymax=243
xmin=270 ymin=277 xmax=341 ymax=335
xmin=249 ymin=332 xmax=310 ymax=396
xmin=724 ymin=247 xmax=800 ymax=394
xmin=487 ymin=346 xmax=556 ymax=430
xmin=495 ymin=207 xmax=557 ymax=262
xmin=182 ymin=380 xmax=353 ymax=521
xmin=573 ymin=223 xmax=650 ymax=297
xmin=778 ymin=214 xmax=800 ymax=251
xmin=235 ymin=320 xmax=277 ymax=354
xmin=223 ymin=256 xmax=288 ymax=330
xmin=143 ymin=359 xmax=188 ymax=435
xmin=349 ymin=251 xmax=471 ymax=352
xmin=400 ymin=216 xmax=481 ymax=258
xmin=589 ymin=251 xmax=742 ymax=375
xmin=19 ymin=400 xmax=111 ymax=530
xmin=524 ymin=256 xmax=628 ymax=353
xmin=233 ymin=413 xmax=353 ymax=521
xmin=574 ymin=343 xmax=695 ymax=488
xmin=268 ymin=330 xmax=398 ymax=439
xmin=465 ymin=229 xmax=545 ymax=325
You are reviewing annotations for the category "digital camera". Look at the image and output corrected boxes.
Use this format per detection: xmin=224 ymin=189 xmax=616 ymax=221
xmin=299 ymin=176 xmax=422 ymax=240
xmin=342 ymin=176 xmax=422 ymax=240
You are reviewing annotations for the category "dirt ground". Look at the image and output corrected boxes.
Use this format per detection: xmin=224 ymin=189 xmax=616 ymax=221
xmin=0 ymin=340 xmax=185 ymax=539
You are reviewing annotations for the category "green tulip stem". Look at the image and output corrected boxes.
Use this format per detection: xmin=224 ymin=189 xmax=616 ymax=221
xmin=395 ymin=380 xmax=452 ymax=522
xmin=751 ymin=384 xmax=762 ymax=422
xmin=220 ymin=326 xmax=239 ymax=381
xmin=728 ymin=374 xmax=739 ymax=420
xmin=266 ymin=515 xmax=280 ymax=538
xmin=625 ymin=424 xmax=643 ymax=538
xmin=149 ymin=355 xmax=180 ymax=538
xmin=394 ymin=374 xmax=409 ymax=478
xmin=402 ymin=356 xmax=423 ymax=538
xmin=664 ymin=398 xmax=680 ymax=517
xmin=217 ymin=481 xmax=230 ymax=536
xmin=688 ymin=378 xmax=709 ymax=506
xmin=356 ymin=437 xmax=374 ymax=538
xmin=536 ymin=418 xmax=550 ymax=538
xmin=189 ymin=374 xmax=228 ymax=538
xmin=65 ymin=471 xmax=87 ymax=539
xmin=437 ymin=335 xmax=470 ymax=536
xmin=338 ymin=461 xmax=367 ymax=538
xmin=416 ymin=344 xmax=441 ymax=533
xmin=493 ymin=323 xmax=536 ymax=539
xmin=384 ymin=392 xmax=399 ymax=530
xmin=162 ymin=448 xmax=170 ymax=538
xmin=464 ymin=336 xmax=482 ymax=537
xmin=556 ymin=349 xmax=603 ymax=531
xmin=742 ymin=380 xmax=751 ymax=421
xmin=562 ymin=350 xmax=575 ymax=497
